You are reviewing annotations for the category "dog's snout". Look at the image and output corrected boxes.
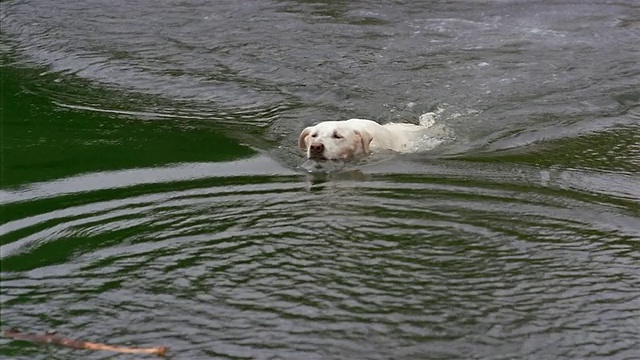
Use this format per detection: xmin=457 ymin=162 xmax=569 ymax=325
xmin=309 ymin=142 xmax=324 ymax=154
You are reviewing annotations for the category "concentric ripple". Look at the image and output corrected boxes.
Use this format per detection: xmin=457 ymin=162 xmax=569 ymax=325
xmin=2 ymin=158 xmax=638 ymax=360
xmin=2 ymin=0 xmax=639 ymax=359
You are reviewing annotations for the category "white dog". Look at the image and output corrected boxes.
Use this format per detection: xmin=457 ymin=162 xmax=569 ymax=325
xmin=298 ymin=118 xmax=429 ymax=161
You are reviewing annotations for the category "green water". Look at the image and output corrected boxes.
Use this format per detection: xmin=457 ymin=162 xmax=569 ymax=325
xmin=1 ymin=65 xmax=254 ymax=187
xmin=1 ymin=1 xmax=639 ymax=359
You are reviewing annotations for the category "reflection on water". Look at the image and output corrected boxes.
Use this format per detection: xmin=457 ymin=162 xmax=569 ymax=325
xmin=1 ymin=0 xmax=639 ymax=359
xmin=2 ymin=157 xmax=638 ymax=359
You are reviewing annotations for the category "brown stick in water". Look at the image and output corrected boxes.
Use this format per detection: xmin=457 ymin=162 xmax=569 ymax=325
xmin=3 ymin=328 xmax=168 ymax=356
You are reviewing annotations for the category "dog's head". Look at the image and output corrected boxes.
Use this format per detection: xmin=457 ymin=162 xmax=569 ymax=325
xmin=298 ymin=121 xmax=373 ymax=161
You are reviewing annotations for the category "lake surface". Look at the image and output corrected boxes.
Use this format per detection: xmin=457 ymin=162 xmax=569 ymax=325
xmin=1 ymin=0 xmax=639 ymax=359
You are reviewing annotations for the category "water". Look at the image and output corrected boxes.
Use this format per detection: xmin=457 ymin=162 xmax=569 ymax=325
xmin=1 ymin=0 xmax=639 ymax=359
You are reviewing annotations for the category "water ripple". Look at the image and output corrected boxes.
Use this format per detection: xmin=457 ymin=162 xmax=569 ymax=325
xmin=2 ymin=161 xmax=638 ymax=359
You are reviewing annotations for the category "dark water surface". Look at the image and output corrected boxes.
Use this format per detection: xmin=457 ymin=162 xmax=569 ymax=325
xmin=1 ymin=0 xmax=639 ymax=359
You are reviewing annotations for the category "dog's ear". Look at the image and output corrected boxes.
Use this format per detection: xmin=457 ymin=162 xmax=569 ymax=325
xmin=354 ymin=130 xmax=373 ymax=155
xmin=298 ymin=127 xmax=312 ymax=151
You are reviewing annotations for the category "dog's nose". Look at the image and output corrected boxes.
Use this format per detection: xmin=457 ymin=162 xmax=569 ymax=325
xmin=309 ymin=143 xmax=324 ymax=154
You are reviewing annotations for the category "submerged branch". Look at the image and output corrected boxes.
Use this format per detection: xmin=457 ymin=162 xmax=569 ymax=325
xmin=3 ymin=328 xmax=168 ymax=356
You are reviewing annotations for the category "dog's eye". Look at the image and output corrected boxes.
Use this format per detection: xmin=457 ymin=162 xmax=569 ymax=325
xmin=311 ymin=133 xmax=318 ymax=138
xmin=333 ymin=132 xmax=343 ymax=139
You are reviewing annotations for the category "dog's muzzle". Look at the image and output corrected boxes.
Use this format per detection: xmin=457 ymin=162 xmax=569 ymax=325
xmin=308 ymin=142 xmax=325 ymax=159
